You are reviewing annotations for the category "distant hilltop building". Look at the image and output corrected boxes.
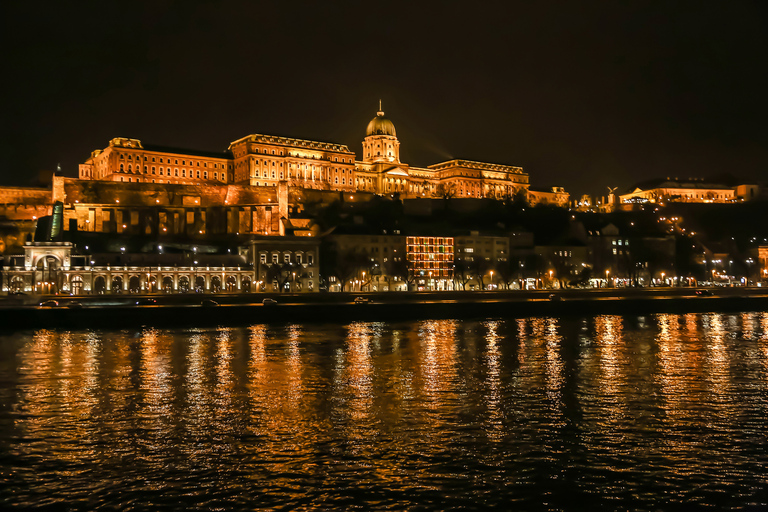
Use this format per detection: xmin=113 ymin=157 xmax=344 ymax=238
xmin=619 ymin=177 xmax=761 ymax=206
xmin=77 ymin=103 xmax=565 ymax=204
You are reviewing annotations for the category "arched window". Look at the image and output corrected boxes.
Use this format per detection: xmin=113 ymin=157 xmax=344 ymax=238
xmin=111 ymin=276 xmax=123 ymax=294
xmin=70 ymin=275 xmax=84 ymax=295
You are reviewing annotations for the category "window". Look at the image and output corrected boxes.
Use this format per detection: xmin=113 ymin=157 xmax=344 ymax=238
xmin=284 ymin=253 xmax=290 ymax=263
xmin=214 ymin=172 xmax=218 ymax=180
xmin=296 ymin=254 xmax=302 ymax=264
xmin=272 ymin=254 xmax=279 ymax=264
xmin=307 ymin=254 xmax=314 ymax=266
xmin=175 ymin=169 xmax=179 ymax=176
xmin=204 ymin=171 xmax=208 ymax=179
xmin=197 ymin=170 xmax=200 ymax=178
xmin=260 ymin=254 xmax=267 ymax=264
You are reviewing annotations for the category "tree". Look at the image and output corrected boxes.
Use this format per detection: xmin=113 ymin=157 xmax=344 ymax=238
xmin=435 ymin=183 xmax=456 ymax=199
xmin=471 ymin=258 xmax=495 ymax=290
xmin=385 ymin=258 xmax=409 ymax=291
xmin=495 ymin=258 xmax=521 ymax=290
xmin=550 ymin=252 xmax=574 ymax=289
xmin=453 ymin=260 xmax=474 ymax=290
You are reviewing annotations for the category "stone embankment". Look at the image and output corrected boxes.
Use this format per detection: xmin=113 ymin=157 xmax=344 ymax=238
xmin=2 ymin=288 xmax=768 ymax=330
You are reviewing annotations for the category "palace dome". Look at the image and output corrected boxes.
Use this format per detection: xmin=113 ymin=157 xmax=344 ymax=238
xmin=366 ymin=107 xmax=396 ymax=137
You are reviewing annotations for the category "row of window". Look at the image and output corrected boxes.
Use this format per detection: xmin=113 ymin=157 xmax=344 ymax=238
xmin=258 ymin=252 xmax=315 ymax=266
xmin=118 ymin=164 xmax=224 ymax=181
xmin=119 ymin=153 xmax=229 ymax=169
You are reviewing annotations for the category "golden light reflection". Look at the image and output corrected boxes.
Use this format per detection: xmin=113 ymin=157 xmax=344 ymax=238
xmin=138 ymin=328 xmax=174 ymax=454
xmin=656 ymin=313 xmax=687 ymax=421
xmin=418 ymin=320 xmax=459 ymax=409
xmin=186 ymin=330 xmax=212 ymax=428
xmin=246 ymin=324 xmax=307 ymax=452
xmin=595 ymin=315 xmax=623 ymax=402
xmin=247 ymin=324 xmax=268 ymax=392
xmin=482 ymin=320 xmax=503 ymax=442
xmin=343 ymin=322 xmax=374 ymax=423
xmin=286 ymin=324 xmax=303 ymax=406
xmin=16 ymin=330 xmax=106 ymax=464
xmin=214 ymin=327 xmax=234 ymax=416
xmin=702 ymin=313 xmax=729 ymax=401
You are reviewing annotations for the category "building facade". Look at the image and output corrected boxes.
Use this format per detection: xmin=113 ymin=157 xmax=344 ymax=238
xmin=77 ymin=105 xmax=538 ymax=201
xmin=4 ymin=242 xmax=255 ymax=295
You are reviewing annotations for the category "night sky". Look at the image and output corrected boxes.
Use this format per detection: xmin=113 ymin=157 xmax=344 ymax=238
xmin=3 ymin=1 xmax=768 ymax=197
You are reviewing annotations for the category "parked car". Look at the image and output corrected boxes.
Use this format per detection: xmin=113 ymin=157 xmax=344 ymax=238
xmin=354 ymin=297 xmax=371 ymax=304
xmin=695 ymin=289 xmax=713 ymax=296
xmin=548 ymin=294 xmax=562 ymax=302
xmin=39 ymin=300 xmax=59 ymax=307
xmin=262 ymin=298 xmax=277 ymax=306
xmin=67 ymin=301 xmax=83 ymax=309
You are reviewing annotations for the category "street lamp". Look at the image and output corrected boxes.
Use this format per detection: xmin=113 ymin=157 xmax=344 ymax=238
xmin=490 ymin=270 xmax=494 ymax=290
xmin=661 ymin=272 xmax=665 ymax=286
xmin=605 ymin=269 xmax=610 ymax=287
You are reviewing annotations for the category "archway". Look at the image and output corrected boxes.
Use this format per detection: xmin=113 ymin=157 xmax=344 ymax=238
xmin=225 ymin=275 xmax=237 ymax=292
xmin=148 ymin=275 xmax=157 ymax=293
xmin=36 ymin=255 xmax=60 ymax=294
xmin=241 ymin=276 xmax=251 ymax=293
xmin=129 ymin=276 xmax=141 ymax=294
xmin=162 ymin=276 xmax=174 ymax=294
xmin=178 ymin=276 xmax=190 ymax=293
xmin=112 ymin=276 xmax=123 ymax=294
xmin=195 ymin=276 xmax=205 ymax=293
xmin=210 ymin=276 xmax=221 ymax=293
xmin=94 ymin=276 xmax=106 ymax=294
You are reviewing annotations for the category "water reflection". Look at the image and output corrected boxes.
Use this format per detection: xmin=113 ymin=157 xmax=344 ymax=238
xmin=4 ymin=314 xmax=768 ymax=510
xmin=482 ymin=320 xmax=503 ymax=442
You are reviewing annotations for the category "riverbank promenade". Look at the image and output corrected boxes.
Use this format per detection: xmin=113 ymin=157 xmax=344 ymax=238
xmin=3 ymin=287 xmax=768 ymax=330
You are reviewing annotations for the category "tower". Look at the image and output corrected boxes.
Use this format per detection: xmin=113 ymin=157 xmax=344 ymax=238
xmin=362 ymin=101 xmax=400 ymax=164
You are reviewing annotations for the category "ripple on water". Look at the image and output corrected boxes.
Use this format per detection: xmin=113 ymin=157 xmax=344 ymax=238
xmin=0 ymin=316 xmax=767 ymax=510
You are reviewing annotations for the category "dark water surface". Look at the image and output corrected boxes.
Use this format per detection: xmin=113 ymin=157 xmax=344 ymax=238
xmin=1 ymin=313 xmax=767 ymax=510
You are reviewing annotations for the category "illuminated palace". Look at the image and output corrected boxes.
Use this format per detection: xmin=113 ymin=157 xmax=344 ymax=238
xmin=78 ymin=104 xmax=533 ymax=200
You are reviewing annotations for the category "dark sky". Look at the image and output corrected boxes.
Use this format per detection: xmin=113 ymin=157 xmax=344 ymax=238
xmin=3 ymin=1 xmax=768 ymax=197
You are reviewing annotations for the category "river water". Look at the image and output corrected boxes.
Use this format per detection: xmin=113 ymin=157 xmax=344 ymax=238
xmin=1 ymin=313 xmax=767 ymax=510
